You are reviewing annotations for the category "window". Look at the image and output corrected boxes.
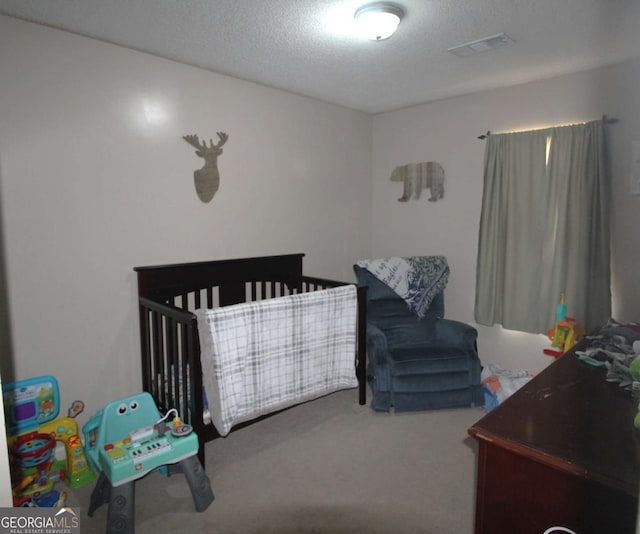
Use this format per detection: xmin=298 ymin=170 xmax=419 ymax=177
xmin=474 ymin=120 xmax=611 ymax=334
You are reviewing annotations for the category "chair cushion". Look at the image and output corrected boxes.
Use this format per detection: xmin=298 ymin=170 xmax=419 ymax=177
xmin=382 ymin=320 xmax=476 ymax=354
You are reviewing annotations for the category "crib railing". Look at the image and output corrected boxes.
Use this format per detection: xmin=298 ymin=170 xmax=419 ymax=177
xmin=138 ymin=298 xmax=200 ymax=424
xmin=137 ymin=276 xmax=367 ymax=466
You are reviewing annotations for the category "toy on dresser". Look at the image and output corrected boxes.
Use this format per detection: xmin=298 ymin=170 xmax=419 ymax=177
xmin=83 ymin=392 xmax=213 ymax=534
xmin=543 ymin=293 xmax=585 ymax=360
xmin=628 ymin=341 xmax=640 ymax=428
xmin=3 ymin=375 xmax=95 ymax=507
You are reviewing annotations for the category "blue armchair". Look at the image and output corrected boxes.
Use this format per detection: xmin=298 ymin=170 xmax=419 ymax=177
xmin=354 ymin=263 xmax=484 ymax=412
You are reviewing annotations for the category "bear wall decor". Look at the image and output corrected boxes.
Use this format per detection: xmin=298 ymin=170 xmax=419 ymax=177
xmin=390 ymin=162 xmax=444 ymax=202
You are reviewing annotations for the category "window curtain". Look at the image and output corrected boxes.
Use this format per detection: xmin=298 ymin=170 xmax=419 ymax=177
xmin=474 ymin=120 xmax=611 ymax=334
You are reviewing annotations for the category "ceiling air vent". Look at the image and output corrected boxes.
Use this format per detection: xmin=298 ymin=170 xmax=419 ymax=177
xmin=447 ymin=33 xmax=514 ymax=58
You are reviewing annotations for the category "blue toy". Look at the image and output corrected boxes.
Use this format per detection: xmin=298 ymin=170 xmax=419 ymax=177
xmin=83 ymin=392 xmax=214 ymax=533
xmin=82 ymin=391 xmax=200 ymax=485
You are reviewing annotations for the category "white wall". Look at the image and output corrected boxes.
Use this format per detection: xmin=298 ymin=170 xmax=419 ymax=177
xmin=2 ymin=13 xmax=639 ymax=434
xmin=0 ymin=373 xmax=11 ymax=507
xmin=0 ymin=15 xmax=372 ymax=426
xmin=372 ymin=60 xmax=640 ymax=374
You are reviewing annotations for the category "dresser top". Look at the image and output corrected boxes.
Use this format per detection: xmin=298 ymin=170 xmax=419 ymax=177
xmin=469 ymin=348 xmax=640 ymax=496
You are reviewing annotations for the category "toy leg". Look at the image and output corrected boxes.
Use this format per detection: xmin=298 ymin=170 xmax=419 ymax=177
xmin=106 ymin=481 xmax=134 ymax=534
xmin=88 ymin=472 xmax=135 ymax=534
xmin=179 ymin=456 xmax=214 ymax=512
xmin=88 ymin=472 xmax=111 ymax=517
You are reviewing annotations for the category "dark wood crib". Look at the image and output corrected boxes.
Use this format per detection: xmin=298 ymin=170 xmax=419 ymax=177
xmin=134 ymin=253 xmax=367 ymax=468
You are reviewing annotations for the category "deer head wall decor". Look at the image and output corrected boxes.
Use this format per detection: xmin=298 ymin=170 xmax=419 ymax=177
xmin=183 ymin=132 xmax=229 ymax=202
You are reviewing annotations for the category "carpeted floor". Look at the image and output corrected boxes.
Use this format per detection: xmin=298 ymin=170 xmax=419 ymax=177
xmin=65 ymin=389 xmax=485 ymax=533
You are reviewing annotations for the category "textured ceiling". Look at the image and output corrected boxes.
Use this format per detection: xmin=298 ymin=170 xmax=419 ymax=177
xmin=1 ymin=0 xmax=640 ymax=114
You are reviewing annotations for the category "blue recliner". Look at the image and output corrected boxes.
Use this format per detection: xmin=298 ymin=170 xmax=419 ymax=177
xmin=354 ymin=263 xmax=484 ymax=412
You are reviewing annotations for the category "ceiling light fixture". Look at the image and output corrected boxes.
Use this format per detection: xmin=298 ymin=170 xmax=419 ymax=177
xmin=354 ymin=2 xmax=404 ymax=41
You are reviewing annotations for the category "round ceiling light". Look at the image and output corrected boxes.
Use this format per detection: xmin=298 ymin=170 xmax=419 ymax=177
xmin=354 ymin=2 xmax=404 ymax=41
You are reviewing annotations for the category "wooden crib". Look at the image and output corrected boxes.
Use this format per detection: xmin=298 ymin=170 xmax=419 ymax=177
xmin=134 ymin=253 xmax=367 ymax=468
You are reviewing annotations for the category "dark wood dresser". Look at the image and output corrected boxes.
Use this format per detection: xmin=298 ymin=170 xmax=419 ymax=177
xmin=468 ymin=348 xmax=640 ymax=533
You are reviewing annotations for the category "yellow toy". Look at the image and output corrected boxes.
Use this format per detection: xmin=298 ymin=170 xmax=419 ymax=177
xmin=544 ymin=317 xmax=585 ymax=359
xmin=38 ymin=416 xmax=93 ymax=487
xmin=543 ymin=294 xmax=585 ymax=359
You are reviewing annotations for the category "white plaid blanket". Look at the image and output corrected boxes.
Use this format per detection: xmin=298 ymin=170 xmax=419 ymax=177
xmin=195 ymin=285 xmax=358 ymax=436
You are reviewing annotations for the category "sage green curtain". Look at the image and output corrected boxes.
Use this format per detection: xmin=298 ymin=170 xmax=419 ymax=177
xmin=475 ymin=120 xmax=611 ymax=334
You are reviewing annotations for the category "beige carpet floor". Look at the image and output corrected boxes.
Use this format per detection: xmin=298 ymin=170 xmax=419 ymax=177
xmin=65 ymin=389 xmax=485 ymax=533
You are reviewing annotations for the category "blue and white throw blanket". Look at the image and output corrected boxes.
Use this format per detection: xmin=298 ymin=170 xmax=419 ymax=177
xmin=357 ymin=256 xmax=449 ymax=318
xmin=195 ymin=285 xmax=358 ymax=436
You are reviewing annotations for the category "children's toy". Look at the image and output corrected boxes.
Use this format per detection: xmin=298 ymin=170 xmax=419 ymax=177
xmin=628 ymin=342 xmax=640 ymax=429
xmin=544 ymin=294 xmax=585 ymax=359
xmin=556 ymin=292 xmax=567 ymax=323
xmin=83 ymin=392 xmax=214 ymax=534
xmin=544 ymin=317 xmax=585 ymax=359
xmin=10 ymin=432 xmax=56 ymax=501
xmin=67 ymin=400 xmax=85 ymax=419
xmin=3 ymin=376 xmax=96 ymax=506
xmin=15 ymin=489 xmax=68 ymax=508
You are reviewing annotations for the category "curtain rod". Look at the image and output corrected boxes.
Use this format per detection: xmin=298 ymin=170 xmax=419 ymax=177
xmin=477 ymin=115 xmax=619 ymax=140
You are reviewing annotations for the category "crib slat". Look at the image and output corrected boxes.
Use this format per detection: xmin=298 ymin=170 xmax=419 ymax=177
xmin=166 ymin=316 xmax=177 ymax=410
xmin=180 ymin=322 xmax=190 ymax=425
xmin=206 ymin=287 xmax=213 ymax=308
xmin=139 ymin=306 xmax=153 ymax=395
xmin=151 ymin=310 xmax=164 ymax=406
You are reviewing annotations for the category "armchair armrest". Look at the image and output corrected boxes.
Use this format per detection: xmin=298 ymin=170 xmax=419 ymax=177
xmin=377 ymin=316 xmax=478 ymax=355
xmin=365 ymin=322 xmax=390 ymax=365
xmin=422 ymin=318 xmax=478 ymax=353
